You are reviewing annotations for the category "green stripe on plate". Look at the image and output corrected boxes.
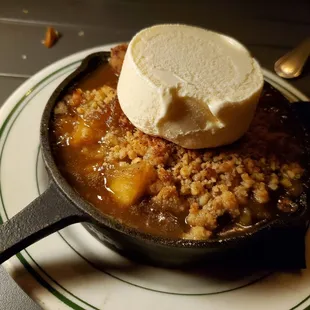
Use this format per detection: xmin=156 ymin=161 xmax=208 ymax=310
xmin=0 ymin=59 xmax=98 ymax=310
xmin=16 ymin=253 xmax=86 ymax=310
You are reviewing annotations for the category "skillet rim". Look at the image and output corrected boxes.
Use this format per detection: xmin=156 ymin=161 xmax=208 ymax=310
xmin=40 ymin=51 xmax=310 ymax=248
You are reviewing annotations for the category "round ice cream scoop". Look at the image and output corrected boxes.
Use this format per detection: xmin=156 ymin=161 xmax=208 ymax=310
xmin=117 ymin=24 xmax=264 ymax=149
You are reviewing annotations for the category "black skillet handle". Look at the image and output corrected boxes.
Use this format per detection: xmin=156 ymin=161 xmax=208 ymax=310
xmin=0 ymin=182 xmax=89 ymax=264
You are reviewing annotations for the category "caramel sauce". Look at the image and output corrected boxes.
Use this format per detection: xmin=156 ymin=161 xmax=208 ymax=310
xmin=78 ymin=63 xmax=118 ymax=91
xmin=51 ymin=63 xmax=306 ymax=239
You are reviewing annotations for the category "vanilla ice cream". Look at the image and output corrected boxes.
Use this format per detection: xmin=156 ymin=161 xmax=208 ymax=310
xmin=117 ymin=24 xmax=264 ymax=149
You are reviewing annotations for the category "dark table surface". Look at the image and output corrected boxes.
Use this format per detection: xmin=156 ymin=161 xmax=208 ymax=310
xmin=0 ymin=1 xmax=309 ymax=309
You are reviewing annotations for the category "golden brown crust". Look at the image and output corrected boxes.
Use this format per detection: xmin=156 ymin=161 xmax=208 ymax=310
xmin=43 ymin=27 xmax=60 ymax=48
xmin=53 ymin=71 xmax=305 ymax=240
xmin=109 ymin=43 xmax=128 ymax=75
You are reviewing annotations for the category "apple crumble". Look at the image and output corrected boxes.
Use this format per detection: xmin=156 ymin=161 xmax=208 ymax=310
xmin=51 ymin=49 xmax=307 ymax=240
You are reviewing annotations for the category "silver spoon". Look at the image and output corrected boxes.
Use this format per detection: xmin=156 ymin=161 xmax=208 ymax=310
xmin=274 ymin=37 xmax=310 ymax=79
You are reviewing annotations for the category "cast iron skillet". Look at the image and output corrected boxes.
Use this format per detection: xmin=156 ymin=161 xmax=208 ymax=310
xmin=0 ymin=51 xmax=309 ymax=268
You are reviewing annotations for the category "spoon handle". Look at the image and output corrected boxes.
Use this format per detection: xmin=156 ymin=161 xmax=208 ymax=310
xmin=274 ymin=38 xmax=310 ymax=79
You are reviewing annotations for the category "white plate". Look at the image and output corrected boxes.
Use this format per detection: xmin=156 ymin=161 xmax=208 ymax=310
xmin=1 ymin=44 xmax=310 ymax=310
